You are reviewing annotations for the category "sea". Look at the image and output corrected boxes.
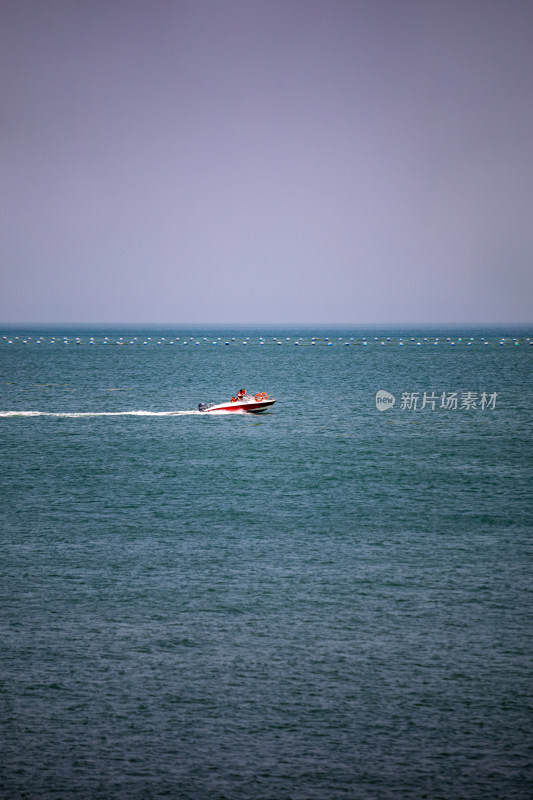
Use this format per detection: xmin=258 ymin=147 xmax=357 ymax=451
xmin=1 ymin=326 xmax=532 ymax=800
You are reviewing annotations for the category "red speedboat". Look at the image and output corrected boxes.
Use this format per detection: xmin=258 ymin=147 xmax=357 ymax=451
xmin=198 ymin=391 xmax=276 ymax=414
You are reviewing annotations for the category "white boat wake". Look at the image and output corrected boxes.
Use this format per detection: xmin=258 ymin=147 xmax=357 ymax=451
xmin=0 ymin=409 xmax=240 ymax=418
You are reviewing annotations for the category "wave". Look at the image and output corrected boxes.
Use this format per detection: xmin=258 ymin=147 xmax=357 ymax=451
xmin=0 ymin=409 xmax=238 ymax=418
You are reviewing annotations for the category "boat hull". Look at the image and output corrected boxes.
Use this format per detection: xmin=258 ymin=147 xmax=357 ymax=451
xmin=202 ymin=399 xmax=276 ymax=413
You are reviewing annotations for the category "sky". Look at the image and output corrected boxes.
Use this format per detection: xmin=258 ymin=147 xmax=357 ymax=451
xmin=1 ymin=0 xmax=532 ymax=325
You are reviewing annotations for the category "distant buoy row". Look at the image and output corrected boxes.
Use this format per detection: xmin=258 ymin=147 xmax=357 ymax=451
xmin=1 ymin=334 xmax=532 ymax=347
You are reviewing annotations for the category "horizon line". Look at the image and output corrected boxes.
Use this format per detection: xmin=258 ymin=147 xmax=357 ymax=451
xmin=1 ymin=321 xmax=532 ymax=329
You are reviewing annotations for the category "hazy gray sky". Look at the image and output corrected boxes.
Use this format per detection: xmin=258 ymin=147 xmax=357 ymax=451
xmin=1 ymin=0 xmax=532 ymax=324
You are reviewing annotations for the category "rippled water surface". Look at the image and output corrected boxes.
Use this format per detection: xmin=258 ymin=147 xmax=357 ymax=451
xmin=1 ymin=327 xmax=532 ymax=799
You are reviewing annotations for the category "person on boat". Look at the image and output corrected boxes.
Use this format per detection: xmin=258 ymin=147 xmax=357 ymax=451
xmin=237 ymin=388 xmax=246 ymax=400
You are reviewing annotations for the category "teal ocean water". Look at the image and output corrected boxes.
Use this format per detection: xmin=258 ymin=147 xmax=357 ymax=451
xmin=1 ymin=327 xmax=532 ymax=799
